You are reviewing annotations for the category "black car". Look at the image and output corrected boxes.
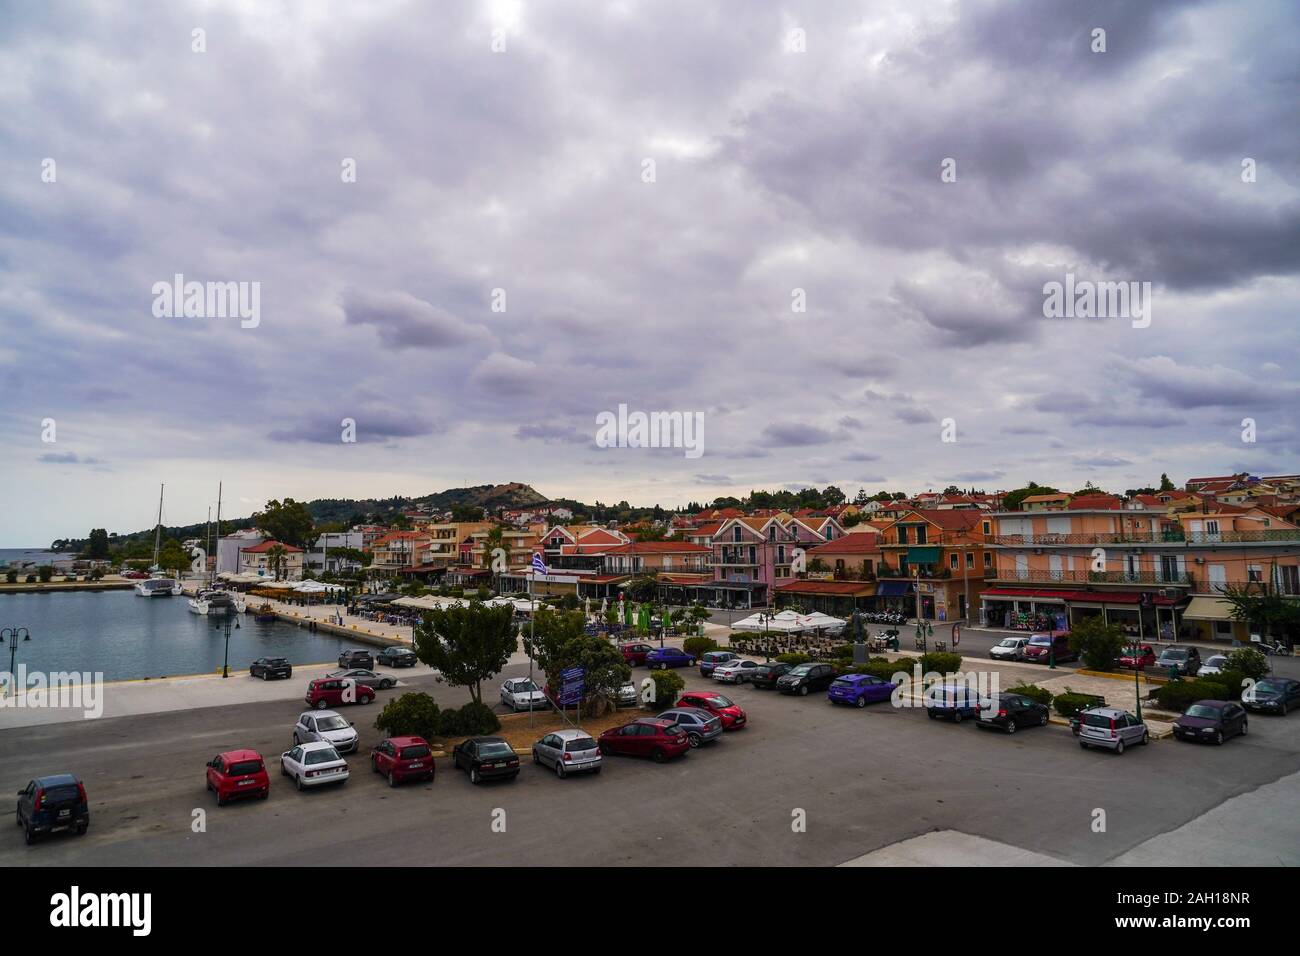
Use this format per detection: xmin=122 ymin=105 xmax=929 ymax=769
xmin=775 ymin=662 xmax=836 ymax=696
xmin=376 ymin=645 xmax=418 ymax=668
xmin=17 ymin=774 xmax=89 ymax=844
xmin=451 ymin=737 xmax=520 ymax=785
xmin=338 ymin=648 xmax=375 ymax=670
xmin=1244 ymin=677 xmax=1300 ymax=715
xmin=249 ymin=656 xmax=292 ymax=680
xmin=1155 ymin=645 xmax=1201 ymax=677
xmin=976 ymin=693 xmax=1049 ymax=734
xmin=749 ymin=662 xmax=793 ymax=689
xmin=1173 ymin=699 xmax=1248 ymax=744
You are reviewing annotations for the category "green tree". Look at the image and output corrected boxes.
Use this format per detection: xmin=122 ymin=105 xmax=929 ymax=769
xmin=374 ymin=692 xmax=441 ymax=740
xmin=1219 ymin=581 xmax=1300 ymax=645
xmin=255 ymin=499 xmax=315 ymax=548
xmin=627 ymin=574 xmax=658 ymax=603
xmin=415 ymin=602 xmax=517 ymax=704
xmin=451 ymin=504 xmax=485 ymax=522
xmin=525 ymin=609 xmax=630 ymax=709
xmin=1159 ymin=473 xmax=1176 ymax=492
xmin=266 ymin=544 xmax=288 ymax=581
xmin=1067 ymin=616 xmax=1128 ymax=670
xmin=37 ymin=565 xmax=54 ymax=583
xmin=85 ymin=528 xmax=110 ymax=559
xmin=1002 ymin=482 xmax=1060 ymax=511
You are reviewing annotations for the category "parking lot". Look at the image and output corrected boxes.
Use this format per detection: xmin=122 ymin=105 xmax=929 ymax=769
xmin=2 ymin=656 xmax=1298 ymax=866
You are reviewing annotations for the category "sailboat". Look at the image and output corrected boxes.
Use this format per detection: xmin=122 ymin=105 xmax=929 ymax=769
xmin=189 ymin=481 xmax=245 ymax=615
xmin=135 ymin=484 xmax=179 ymax=597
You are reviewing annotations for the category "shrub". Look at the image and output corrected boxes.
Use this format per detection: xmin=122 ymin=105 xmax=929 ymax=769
xmin=1225 ymin=648 xmax=1269 ymax=681
xmin=1068 ymin=617 xmax=1127 ymax=671
xmin=832 ymin=643 xmax=856 ymax=660
xmin=4 ymin=570 xmax=16 ymax=583
xmin=683 ymin=636 xmax=719 ymax=659
xmin=1200 ymin=669 xmax=1248 ymax=701
xmin=37 ymin=565 xmax=54 ymax=583
xmin=24 ymin=574 xmax=36 ymax=583
xmin=776 ymin=653 xmax=811 ymax=665
xmin=455 ymin=700 xmax=501 ymax=736
xmin=374 ymin=692 xmax=441 ymax=740
xmin=1154 ymin=678 xmax=1231 ymax=713
xmin=1052 ymin=692 xmax=1097 ymax=718
xmin=436 ymin=707 xmax=464 ymax=736
xmin=648 ymin=669 xmax=685 ymax=709
xmin=919 ymin=652 xmax=962 ymax=675
xmin=1008 ymin=684 xmax=1053 ymax=706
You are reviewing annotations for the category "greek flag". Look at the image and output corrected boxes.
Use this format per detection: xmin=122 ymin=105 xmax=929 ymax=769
xmin=531 ymin=552 xmax=548 ymax=576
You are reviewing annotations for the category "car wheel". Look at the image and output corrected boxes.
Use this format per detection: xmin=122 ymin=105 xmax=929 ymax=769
xmin=798 ymin=685 xmax=808 ymax=696
xmin=261 ymin=671 xmax=269 ymax=681
xmin=24 ymin=825 xmax=35 ymax=845
xmin=953 ymin=710 xmax=963 ymax=724
xmin=1214 ymin=730 xmax=1224 ymax=745
xmin=280 ymin=760 xmax=288 ymax=776
xmin=371 ymin=756 xmax=379 ymax=774
xmin=1006 ymin=720 xmax=1017 ymax=735
xmin=1039 ymin=713 xmax=1048 ymax=726
xmin=1240 ymin=721 xmax=1248 ymax=737
xmin=927 ymin=709 xmax=937 ymax=720
xmin=1079 ymin=740 xmax=1088 ymax=749
xmin=1115 ymin=739 xmax=1125 ymax=755
xmin=315 ymin=700 xmax=328 ymax=709
xmin=593 ymin=766 xmax=601 ymax=775
xmin=651 ymin=748 xmax=667 ymax=763
xmin=855 ymin=696 xmax=867 ymax=709
xmin=555 ymin=761 xmax=566 ymax=779
xmin=1141 ymin=731 xmax=1149 ymax=745
xmin=470 ymin=768 xmax=481 ymax=785
xmin=388 ymin=771 xmax=398 ymax=788
xmin=361 ymin=694 xmax=373 ymax=705
xmin=687 ymin=733 xmax=702 ymax=748
xmin=295 ymin=773 xmax=304 ymax=791
xmin=599 ymin=743 xmax=611 ymax=755
xmin=76 ymin=822 xmax=89 ymax=834
xmin=15 ymin=809 xmax=21 ymax=828
xmin=383 ymin=680 xmax=393 ymax=689
xmin=532 ymin=750 xmax=540 ymax=764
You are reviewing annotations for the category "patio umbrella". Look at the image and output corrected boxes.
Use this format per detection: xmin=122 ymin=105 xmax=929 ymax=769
xmin=851 ymin=609 xmax=863 ymax=643
xmin=622 ymin=597 xmax=633 ymax=627
xmin=637 ymin=603 xmax=652 ymax=633
xmin=584 ymin=597 xmax=591 ymax=618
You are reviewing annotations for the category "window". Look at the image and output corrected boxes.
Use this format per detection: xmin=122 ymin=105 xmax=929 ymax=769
xmin=897 ymin=527 xmax=909 ymax=545
xmin=950 ymin=553 xmax=959 ymax=570
xmin=915 ymin=526 xmax=928 ymax=544
xmin=733 ymin=527 xmax=742 ymax=542
xmin=966 ymin=552 xmax=975 ymax=569
xmin=983 ymin=552 xmax=992 ymax=568
xmin=982 ymin=521 xmax=991 ymax=535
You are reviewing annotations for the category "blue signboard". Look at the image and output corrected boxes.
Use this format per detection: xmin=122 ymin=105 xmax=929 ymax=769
xmin=559 ymin=666 xmax=585 ymax=705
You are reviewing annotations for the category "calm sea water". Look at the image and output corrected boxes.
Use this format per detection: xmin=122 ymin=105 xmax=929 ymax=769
xmin=0 ymin=548 xmax=77 ymax=568
xmin=0 ymin=590 xmax=352 ymax=681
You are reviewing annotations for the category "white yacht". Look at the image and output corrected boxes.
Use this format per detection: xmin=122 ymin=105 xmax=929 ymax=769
xmin=188 ymin=587 xmax=245 ymax=615
xmin=135 ymin=484 xmax=179 ymax=597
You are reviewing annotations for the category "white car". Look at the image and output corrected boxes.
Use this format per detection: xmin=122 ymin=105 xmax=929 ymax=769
xmin=712 ymin=659 xmax=759 ymax=684
xmin=293 ymin=710 xmax=359 ymax=753
xmin=280 ymin=741 xmax=349 ymax=790
xmin=500 ymin=677 xmax=547 ymax=711
xmin=1198 ymin=654 xmax=1229 ymax=677
xmin=989 ymin=637 xmax=1030 ymax=661
xmin=616 ymin=680 xmax=639 ymax=707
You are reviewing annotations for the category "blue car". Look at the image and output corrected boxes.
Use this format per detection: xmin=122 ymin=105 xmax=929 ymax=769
xmin=16 ymin=773 xmax=89 ymax=844
xmin=827 ymin=673 xmax=897 ymax=708
xmin=925 ymin=682 xmax=984 ymax=723
xmin=646 ymin=647 xmax=697 ymax=670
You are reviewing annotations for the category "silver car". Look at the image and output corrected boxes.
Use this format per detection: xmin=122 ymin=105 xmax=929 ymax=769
xmin=532 ymin=729 xmax=602 ymax=778
xmin=712 ymin=660 xmax=760 ymax=684
xmin=616 ymin=680 xmax=639 ymax=707
xmin=1198 ymin=654 xmax=1229 ymax=677
xmin=500 ymin=677 xmax=548 ymax=711
xmin=293 ymin=710 xmax=359 ymax=753
xmin=1077 ymin=707 xmax=1148 ymax=754
xmin=658 ymin=707 xmax=723 ymax=747
xmin=989 ymin=637 xmax=1029 ymax=661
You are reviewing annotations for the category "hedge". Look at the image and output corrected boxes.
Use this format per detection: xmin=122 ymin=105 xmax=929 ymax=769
xmin=1007 ymin=684 xmax=1053 ymax=706
xmin=374 ymin=692 xmax=440 ymax=740
xmin=682 ymin=636 xmax=719 ymax=659
xmin=776 ymin=653 xmax=812 ymax=665
xmin=436 ymin=701 xmax=501 ymax=737
xmin=1154 ymin=678 xmax=1232 ymax=713
xmin=832 ymin=643 xmax=856 ymax=660
xmin=1051 ymin=693 xmax=1095 ymax=718
xmin=1199 ymin=669 xmax=1247 ymax=701
xmin=918 ymin=652 xmax=962 ymax=675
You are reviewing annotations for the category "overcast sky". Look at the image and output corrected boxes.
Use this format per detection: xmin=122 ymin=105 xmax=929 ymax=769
xmin=2 ymin=0 xmax=1298 ymax=544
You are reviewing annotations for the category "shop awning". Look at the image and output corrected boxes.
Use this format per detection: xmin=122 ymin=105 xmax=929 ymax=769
xmin=877 ymin=581 xmax=913 ymax=597
xmin=1182 ymin=597 xmax=1236 ymax=621
xmin=904 ymin=546 xmax=941 ymax=564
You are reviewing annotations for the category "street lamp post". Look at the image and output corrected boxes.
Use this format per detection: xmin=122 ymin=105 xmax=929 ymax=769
xmin=220 ymin=618 xmax=232 ymax=678
xmin=1 ymin=627 xmax=33 ymax=690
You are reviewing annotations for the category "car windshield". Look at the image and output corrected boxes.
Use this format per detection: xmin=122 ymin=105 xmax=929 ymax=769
xmin=229 ymin=760 xmax=263 ymax=775
xmin=479 ymin=742 xmax=513 ymax=757
xmin=1253 ymin=681 xmax=1283 ymax=694
xmin=1205 ymin=656 xmax=1227 ymax=667
xmin=997 ymin=639 xmax=1019 ymax=648
xmin=704 ymin=695 xmax=732 ymax=707
xmin=788 ymin=664 xmax=813 ymax=675
xmin=512 ymin=680 xmax=539 ymax=693
xmin=317 ymin=716 xmax=349 ymax=731
xmin=1184 ymin=704 xmax=1220 ymax=719
xmin=305 ymin=748 xmax=340 ymax=765
xmin=1161 ymin=648 xmax=1189 ymax=659
xmin=565 ymin=737 xmax=597 ymax=752
xmin=1028 ymin=636 xmax=1051 ymax=646
xmin=399 ymin=745 xmax=431 ymax=759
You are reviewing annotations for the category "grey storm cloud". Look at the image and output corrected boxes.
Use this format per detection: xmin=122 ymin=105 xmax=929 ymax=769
xmin=0 ymin=0 xmax=1296 ymax=543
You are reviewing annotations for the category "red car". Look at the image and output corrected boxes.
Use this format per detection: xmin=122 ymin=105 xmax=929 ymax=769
xmin=676 ymin=690 xmax=748 ymax=730
xmin=305 ymin=677 xmax=375 ymax=708
xmin=205 ymin=749 xmax=270 ymax=806
xmin=599 ymin=718 xmax=690 ymax=762
xmin=370 ymin=736 xmax=435 ymax=786
xmin=1118 ymin=644 xmax=1157 ymax=670
xmin=619 ymin=642 xmax=655 ymax=667
xmin=122 ymin=570 xmax=149 ymax=579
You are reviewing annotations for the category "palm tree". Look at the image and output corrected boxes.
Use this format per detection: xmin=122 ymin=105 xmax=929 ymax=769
xmin=267 ymin=544 xmax=287 ymax=582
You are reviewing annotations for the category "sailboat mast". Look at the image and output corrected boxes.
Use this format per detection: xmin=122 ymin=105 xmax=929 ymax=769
xmin=214 ymin=482 xmax=223 ymax=586
xmin=152 ymin=483 xmax=164 ymax=569
xmin=205 ymin=507 xmax=212 ymax=584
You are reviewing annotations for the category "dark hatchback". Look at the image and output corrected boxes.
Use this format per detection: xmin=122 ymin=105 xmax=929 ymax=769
xmin=249 ymin=656 xmax=292 ymax=680
xmin=976 ymin=693 xmax=1050 ymax=734
xmin=451 ymin=736 xmax=520 ymax=784
xmin=1173 ymin=700 xmax=1248 ymax=744
xmin=776 ymin=662 xmax=836 ymax=696
xmin=749 ymin=662 xmax=793 ymax=689
xmin=1243 ymin=677 xmax=1300 ymax=715
xmin=376 ymin=645 xmax=419 ymax=668
xmin=338 ymin=648 xmax=375 ymax=669
xmin=16 ymin=774 xmax=89 ymax=844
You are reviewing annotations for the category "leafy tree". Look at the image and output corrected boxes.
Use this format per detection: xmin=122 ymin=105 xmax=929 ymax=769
xmin=266 ymin=544 xmax=288 ymax=581
xmin=37 ymin=565 xmax=54 ymax=583
xmin=85 ymin=528 xmax=110 ymax=559
xmin=1002 ymin=482 xmax=1060 ymax=511
xmin=415 ymin=602 xmax=517 ymax=704
xmin=648 ymin=669 xmax=684 ymax=709
xmin=1219 ymin=581 xmax=1300 ymax=646
xmin=451 ymin=504 xmax=485 ymax=522
xmin=1159 ymin=473 xmax=1176 ymax=492
xmin=854 ymin=488 xmax=869 ymax=505
xmin=627 ymin=575 xmax=658 ymax=602
xmin=1067 ymin=616 xmax=1127 ymax=670
xmin=254 ymin=499 xmax=315 ymax=548
xmin=1225 ymin=647 xmax=1269 ymax=680
xmin=525 ymin=609 xmax=630 ymax=709
xmin=374 ymin=692 xmax=441 ymax=740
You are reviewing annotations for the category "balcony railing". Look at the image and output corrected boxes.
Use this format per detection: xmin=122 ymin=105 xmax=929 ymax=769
xmin=991 ymin=529 xmax=1300 ymax=547
xmin=993 ymin=569 xmax=1193 ymax=586
xmin=877 ymin=567 xmax=953 ymax=580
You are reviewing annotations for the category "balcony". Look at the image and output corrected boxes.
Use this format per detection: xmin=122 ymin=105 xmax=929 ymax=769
xmin=877 ymin=567 xmax=952 ymax=580
xmin=993 ymin=569 xmax=1193 ymax=586
xmin=991 ymin=529 xmax=1300 ymax=547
